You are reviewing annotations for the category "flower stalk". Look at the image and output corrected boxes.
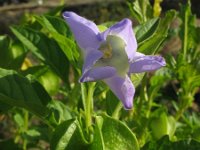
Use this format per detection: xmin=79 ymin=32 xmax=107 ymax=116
xmin=81 ymin=82 xmax=96 ymax=133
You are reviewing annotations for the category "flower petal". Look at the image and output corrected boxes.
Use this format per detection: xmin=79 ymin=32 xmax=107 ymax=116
xmin=129 ymin=55 xmax=166 ymax=73
xmin=101 ymin=19 xmax=137 ymax=61
xmin=82 ymin=50 xmax=103 ymax=73
xmin=79 ymin=66 xmax=116 ymax=82
xmin=63 ymin=11 xmax=101 ymax=51
xmin=104 ymin=75 xmax=135 ymax=109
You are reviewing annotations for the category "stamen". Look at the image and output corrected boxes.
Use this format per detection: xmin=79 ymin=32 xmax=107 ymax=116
xmin=99 ymin=43 xmax=113 ymax=59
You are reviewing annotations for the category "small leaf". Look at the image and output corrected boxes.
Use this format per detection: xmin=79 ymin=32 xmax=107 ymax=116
xmin=14 ymin=113 xmax=24 ymax=127
xmin=26 ymin=129 xmax=41 ymax=137
xmin=150 ymin=109 xmax=176 ymax=140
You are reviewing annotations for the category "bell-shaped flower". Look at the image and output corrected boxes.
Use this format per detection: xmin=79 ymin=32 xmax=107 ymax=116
xmin=63 ymin=11 xmax=166 ymax=109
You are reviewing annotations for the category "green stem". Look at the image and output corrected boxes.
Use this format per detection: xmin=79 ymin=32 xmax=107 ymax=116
xmin=137 ymin=75 xmax=148 ymax=116
xmin=112 ymin=102 xmax=123 ymax=119
xmin=183 ymin=4 xmax=188 ymax=59
xmin=175 ymin=93 xmax=193 ymax=120
xmin=23 ymin=110 xmax=29 ymax=150
xmin=81 ymin=82 xmax=96 ymax=133
xmin=146 ymin=97 xmax=153 ymax=118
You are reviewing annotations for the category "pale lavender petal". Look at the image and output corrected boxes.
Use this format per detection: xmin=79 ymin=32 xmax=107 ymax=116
xmin=79 ymin=66 xmax=116 ymax=82
xmin=129 ymin=56 xmax=166 ymax=73
xmin=82 ymin=50 xmax=103 ymax=73
xmin=104 ymin=75 xmax=135 ymax=109
xmin=101 ymin=19 xmax=137 ymax=61
xmin=132 ymin=52 xmax=145 ymax=60
xmin=63 ymin=11 xmax=101 ymax=51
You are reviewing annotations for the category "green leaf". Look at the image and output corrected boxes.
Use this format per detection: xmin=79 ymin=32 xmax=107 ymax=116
xmin=14 ymin=113 xmax=24 ymax=127
xmin=141 ymin=135 xmax=200 ymax=150
xmin=51 ymin=119 xmax=89 ymax=150
xmin=128 ymin=0 xmax=153 ymax=23
xmin=89 ymin=116 xmax=105 ymax=150
xmin=106 ymin=90 xmax=121 ymax=117
xmin=8 ymin=41 xmax=27 ymax=70
xmin=47 ymin=100 xmax=72 ymax=125
xmin=91 ymin=115 xmax=139 ymax=150
xmin=10 ymin=26 xmax=70 ymax=84
xmin=34 ymin=15 xmax=79 ymax=62
xmin=0 ymin=35 xmax=11 ymax=68
xmin=135 ymin=18 xmax=159 ymax=43
xmin=179 ymin=1 xmax=197 ymax=58
xmin=138 ymin=10 xmax=176 ymax=54
xmin=0 ymin=68 xmax=51 ymax=118
xmin=26 ymin=129 xmax=41 ymax=137
xmin=150 ymin=109 xmax=176 ymax=140
xmin=130 ymin=73 xmax=145 ymax=88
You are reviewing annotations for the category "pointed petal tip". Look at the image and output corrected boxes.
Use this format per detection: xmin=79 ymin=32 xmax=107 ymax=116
xmin=123 ymin=101 xmax=133 ymax=110
xmin=62 ymin=11 xmax=75 ymax=19
xmin=122 ymin=18 xmax=132 ymax=26
xmin=155 ymin=56 xmax=166 ymax=66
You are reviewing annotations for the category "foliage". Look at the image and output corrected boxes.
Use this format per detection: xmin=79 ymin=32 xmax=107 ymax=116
xmin=0 ymin=0 xmax=200 ymax=149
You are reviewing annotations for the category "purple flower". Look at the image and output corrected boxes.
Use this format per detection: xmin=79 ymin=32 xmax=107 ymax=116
xmin=63 ymin=11 xmax=166 ymax=109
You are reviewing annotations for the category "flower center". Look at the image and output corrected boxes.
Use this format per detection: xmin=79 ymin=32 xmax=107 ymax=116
xmin=99 ymin=43 xmax=113 ymax=59
xmin=96 ymin=35 xmax=129 ymax=77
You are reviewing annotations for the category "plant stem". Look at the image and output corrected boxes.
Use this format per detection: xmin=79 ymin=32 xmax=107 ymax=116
xmin=175 ymin=93 xmax=193 ymax=120
xmin=112 ymin=102 xmax=123 ymax=119
xmin=81 ymin=82 xmax=96 ymax=133
xmin=137 ymin=75 xmax=148 ymax=116
xmin=183 ymin=8 xmax=188 ymax=59
xmin=23 ymin=110 xmax=29 ymax=150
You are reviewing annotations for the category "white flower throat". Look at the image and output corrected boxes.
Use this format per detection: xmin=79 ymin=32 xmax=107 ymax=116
xmin=96 ymin=35 xmax=129 ymax=76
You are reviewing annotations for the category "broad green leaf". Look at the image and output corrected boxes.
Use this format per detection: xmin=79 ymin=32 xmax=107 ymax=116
xmin=10 ymin=26 xmax=70 ymax=85
xmin=51 ymin=119 xmax=89 ymax=150
xmin=34 ymin=15 xmax=79 ymax=62
xmin=0 ymin=68 xmax=51 ymax=118
xmin=138 ymin=10 xmax=176 ymax=54
xmin=91 ymin=115 xmax=139 ymax=150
